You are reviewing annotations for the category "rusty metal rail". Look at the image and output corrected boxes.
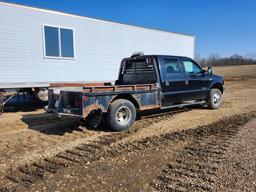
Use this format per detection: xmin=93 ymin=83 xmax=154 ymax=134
xmin=83 ymin=84 xmax=158 ymax=93
xmin=50 ymin=82 xmax=110 ymax=87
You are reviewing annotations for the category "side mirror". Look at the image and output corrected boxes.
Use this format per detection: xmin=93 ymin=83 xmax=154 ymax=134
xmin=207 ymin=67 xmax=213 ymax=75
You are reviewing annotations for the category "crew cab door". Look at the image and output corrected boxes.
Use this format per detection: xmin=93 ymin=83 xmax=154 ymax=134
xmin=159 ymin=56 xmax=188 ymax=106
xmin=180 ymin=59 xmax=210 ymax=100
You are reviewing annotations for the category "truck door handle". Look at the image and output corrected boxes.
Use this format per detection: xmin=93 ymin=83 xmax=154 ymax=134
xmin=165 ymin=80 xmax=170 ymax=86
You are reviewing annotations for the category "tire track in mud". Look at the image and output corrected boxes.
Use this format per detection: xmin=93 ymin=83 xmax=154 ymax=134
xmin=149 ymin=113 xmax=256 ymax=192
xmin=1 ymin=111 xmax=255 ymax=191
xmin=2 ymin=110 xmax=254 ymax=192
xmin=0 ymin=109 xmax=186 ymax=174
xmin=0 ymin=108 xmax=189 ymax=191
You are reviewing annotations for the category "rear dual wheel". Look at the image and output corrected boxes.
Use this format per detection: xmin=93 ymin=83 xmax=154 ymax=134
xmin=107 ymin=99 xmax=136 ymax=131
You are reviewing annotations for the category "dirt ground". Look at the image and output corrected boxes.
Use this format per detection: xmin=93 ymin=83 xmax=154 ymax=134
xmin=0 ymin=65 xmax=255 ymax=192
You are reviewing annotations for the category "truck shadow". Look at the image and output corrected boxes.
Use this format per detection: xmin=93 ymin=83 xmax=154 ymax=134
xmin=21 ymin=106 xmax=200 ymax=136
xmin=21 ymin=113 xmax=111 ymax=136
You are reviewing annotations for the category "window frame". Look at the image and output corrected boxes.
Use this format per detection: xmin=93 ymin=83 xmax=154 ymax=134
xmin=42 ymin=24 xmax=76 ymax=60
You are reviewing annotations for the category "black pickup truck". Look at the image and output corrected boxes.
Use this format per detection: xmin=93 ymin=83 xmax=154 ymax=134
xmin=48 ymin=54 xmax=224 ymax=131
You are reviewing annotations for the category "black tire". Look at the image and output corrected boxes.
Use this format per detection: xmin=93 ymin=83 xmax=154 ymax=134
xmin=207 ymin=88 xmax=222 ymax=109
xmin=101 ymin=113 xmax=108 ymax=127
xmin=82 ymin=110 xmax=102 ymax=129
xmin=107 ymin=99 xmax=136 ymax=131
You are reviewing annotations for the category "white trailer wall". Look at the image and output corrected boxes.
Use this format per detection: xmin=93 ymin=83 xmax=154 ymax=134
xmin=0 ymin=2 xmax=195 ymax=87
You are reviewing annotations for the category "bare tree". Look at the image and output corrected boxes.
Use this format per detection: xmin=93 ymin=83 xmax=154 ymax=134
xmin=196 ymin=53 xmax=256 ymax=67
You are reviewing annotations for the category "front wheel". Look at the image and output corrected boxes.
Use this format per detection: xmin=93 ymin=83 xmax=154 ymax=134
xmin=207 ymin=89 xmax=222 ymax=109
xmin=107 ymin=99 xmax=136 ymax=131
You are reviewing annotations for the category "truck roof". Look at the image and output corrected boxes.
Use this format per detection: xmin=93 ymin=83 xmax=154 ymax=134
xmin=125 ymin=54 xmax=192 ymax=60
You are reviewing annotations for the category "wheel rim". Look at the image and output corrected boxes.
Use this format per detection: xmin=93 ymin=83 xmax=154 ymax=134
xmin=213 ymin=92 xmax=221 ymax=104
xmin=116 ymin=106 xmax=131 ymax=125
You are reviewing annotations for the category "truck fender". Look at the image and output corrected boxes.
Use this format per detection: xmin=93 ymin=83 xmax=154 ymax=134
xmin=83 ymin=103 xmax=105 ymax=118
xmin=209 ymin=82 xmax=224 ymax=93
xmin=108 ymin=94 xmax=140 ymax=111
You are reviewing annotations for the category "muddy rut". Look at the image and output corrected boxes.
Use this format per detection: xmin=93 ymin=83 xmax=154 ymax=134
xmin=0 ymin=108 xmax=188 ymax=172
xmin=148 ymin=116 xmax=248 ymax=192
xmin=0 ymin=109 xmax=188 ymax=191
xmin=0 ymin=111 xmax=255 ymax=192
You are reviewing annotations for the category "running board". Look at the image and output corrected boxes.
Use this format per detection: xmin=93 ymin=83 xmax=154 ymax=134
xmin=161 ymin=101 xmax=206 ymax=110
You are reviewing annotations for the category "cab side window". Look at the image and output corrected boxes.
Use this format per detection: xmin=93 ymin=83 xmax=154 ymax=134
xmin=164 ymin=59 xmax=181 ymax=74
xmin=182 ymin=60 xmax=202 ymax=74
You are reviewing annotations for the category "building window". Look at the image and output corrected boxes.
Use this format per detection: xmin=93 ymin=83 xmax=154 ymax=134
xmin=44 ymin=26 xmax=60 ymax=57
xmin=60 ymin=28 xmax=74 ymax=58
xmin=43 ymin=25 xmax=75 ymax=58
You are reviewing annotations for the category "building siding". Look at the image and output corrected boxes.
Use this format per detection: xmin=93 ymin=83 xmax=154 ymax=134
xmin=0 ymin=2 xmax=195 ymax=87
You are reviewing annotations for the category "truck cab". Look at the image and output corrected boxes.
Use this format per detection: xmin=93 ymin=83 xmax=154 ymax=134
xmin=48 ymin=54 xmax=224 ymax=131
xmin=117 ymin=54 xmax=224 ymax=107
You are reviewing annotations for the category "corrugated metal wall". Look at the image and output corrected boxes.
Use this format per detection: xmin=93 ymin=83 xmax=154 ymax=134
xmin=0 ymin=2 xmax=195 ymax=86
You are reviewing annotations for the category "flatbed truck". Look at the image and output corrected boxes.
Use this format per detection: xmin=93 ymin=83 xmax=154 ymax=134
xmin=48 ymin=53 xmax=224 ymax=131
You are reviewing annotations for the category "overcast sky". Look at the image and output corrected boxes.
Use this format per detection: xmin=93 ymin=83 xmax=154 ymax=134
xmin=5 ymin=0 xmax=256 ymax=58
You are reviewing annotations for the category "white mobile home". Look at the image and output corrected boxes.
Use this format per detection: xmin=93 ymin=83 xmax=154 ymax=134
xmin=0 ymin=2 xmax=195 ymax=89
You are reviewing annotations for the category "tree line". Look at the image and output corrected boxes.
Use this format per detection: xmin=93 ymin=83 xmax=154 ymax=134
xmin=195 ymin=54 xmax=256 ymax=67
